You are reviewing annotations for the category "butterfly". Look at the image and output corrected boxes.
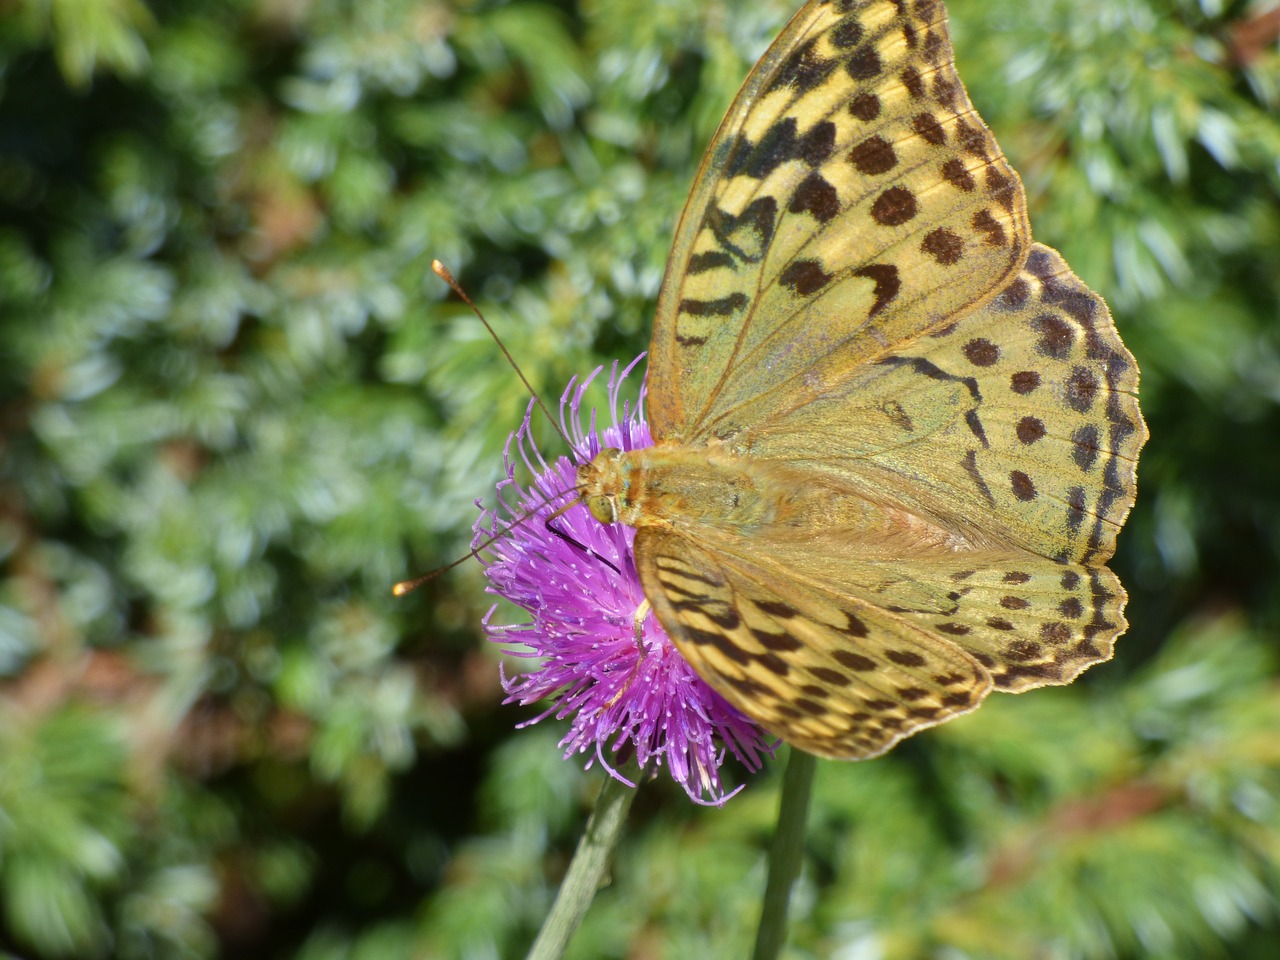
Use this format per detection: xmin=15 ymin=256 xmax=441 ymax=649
xmin=578 ymin=0 xmax=1146 ymax=759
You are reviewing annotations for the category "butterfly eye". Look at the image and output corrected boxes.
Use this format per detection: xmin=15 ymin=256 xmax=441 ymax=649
xmin=586 ymin=495 xmax=618 ymax=525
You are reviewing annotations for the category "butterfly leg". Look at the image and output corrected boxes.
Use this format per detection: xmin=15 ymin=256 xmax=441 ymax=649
xmin=603 ymin=599 xmax=654 ymax=710
xmin=632 ymin=598 xmax=652 ymax=643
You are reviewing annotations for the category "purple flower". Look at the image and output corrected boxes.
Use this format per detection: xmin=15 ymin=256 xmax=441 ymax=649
xmin=474 ymin=355 xmax=774 ymax=805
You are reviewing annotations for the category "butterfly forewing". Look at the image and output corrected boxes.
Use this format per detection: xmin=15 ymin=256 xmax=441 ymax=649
xmin=746 ymin=244 xmax=1146 ymax=566
xmin=647 ymin=0 xmax=1031 ymax=444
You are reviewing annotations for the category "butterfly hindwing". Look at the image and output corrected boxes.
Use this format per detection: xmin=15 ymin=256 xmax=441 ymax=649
xmin=647 ymin=0 xmax=1031 ymax=444
xmin=703 ymin=531 xmax=1130 ymax=695
xmin=900 ymin=559 xmax=1129 ymax=693
xmin=634 ymin=526 xmax=993 ymax=759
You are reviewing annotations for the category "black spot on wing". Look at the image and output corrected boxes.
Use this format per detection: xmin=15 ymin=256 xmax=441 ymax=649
xmin=1065 ymin=366 xmax=1099 ymax=412
xmin=1032 ymin=313 xmax=1074 ymax=359
xmin=849 ymin=136 xmax=898 ymax=176
xmin=912 ymin=112 xmax=946 ymax=145
xmin=965 ymin=410 xmax=988 ymax=447
xmin=755 ymin=599 xmax=800 ymax=619
xmin=941 ymin=157 xmax=975 ymax=192
xmin=963 ymin=450 xmax=996 ymax=505
xmin=875 ymin=355 xmax=982 ymax=403
xmin=687 ymin=251 xmax=736 ymax=275
xmin=962 ymin=338 xmax=999 ymax=366
xmin=753 ymin=628 xmax=803 ymax=652
xmin=767 ymin=37 xmax=839 ymax=93
xmin=849 ymin=92 xmax=881 ymax=121
xmin=842 ymin=611 xmax=869 ymax=637
xmin=846 ymin=45 xmax=883 ymax=80
xmin=899 ymin=65 xmax=925 ymax=99
xmin=811 ymin=666 xmax=852 ymax=686
xmin=1010 ymin=470 xmax=1037 ymax=501
xmin=971 ymin=208 xmax=1008 ymax=245
xmin=834 ymin=650 xmax=876 ymax=672
xmin=871 ymin=186 xmax=919 ymax=226
xmin=723 ymin=118 xmax=837 ymax=178
xmin=790 ymin=172 xmax=841 ymax=223
xmin=993 ymin=276 xmax=1031 ymax=309
xmin=1072 ymin=424 xmax=1100 ymax=471
xmin=705 ymin=196 xmax=778 ymax=263
xmin=1066 ymin=485 xmax=1087 ymax=532
xmin=679 ymin=293 xmax=749 ymax=317
xmin=886 ymin=649 xmax=927 ymax=668
xmin=780 ymin=259 xmax=833 ymax=296
xmin=921 ymin=227 xmax=964 ymax=265
xmin=852 ymin=264 xmax=900 ymax=318
xmin=1010 ymin=370 xmax=1041 ymax=394
xmin=1016 ymin=416 xmax=1046 ymax=444
xmin=831 ymin=17 xmax=863 ymax=49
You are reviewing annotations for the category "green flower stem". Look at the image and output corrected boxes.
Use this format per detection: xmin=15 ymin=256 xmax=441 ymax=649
xmin=525 ymin=773 xmax=637 ymax=960
xmin=752 ymin=747 xmax=818 ymax=960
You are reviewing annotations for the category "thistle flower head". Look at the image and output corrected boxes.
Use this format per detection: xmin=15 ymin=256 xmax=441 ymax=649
xmin=474 ymin=356 xmax=773 ymax=805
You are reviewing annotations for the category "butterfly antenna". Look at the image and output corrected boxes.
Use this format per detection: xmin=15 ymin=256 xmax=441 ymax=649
xmin=392 ymin=483 xmax=587 ymax=596
xmin=392 ymin=553 xmax=481 ymax=596
xmin=432 ymin=260 xmax=576 ymax=452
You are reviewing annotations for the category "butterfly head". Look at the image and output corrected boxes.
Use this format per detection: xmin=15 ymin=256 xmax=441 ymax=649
xmin=578 ymin=446 xmax=630 ymax=525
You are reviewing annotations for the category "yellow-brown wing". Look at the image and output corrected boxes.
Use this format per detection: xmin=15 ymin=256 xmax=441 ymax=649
xmin=647 ymin=0 xmax=1030 ymax=444
xmin=745 ymin=244 xmax=1147 ymax=567
xmin=636 ymin=522 xmax=1127 ymax=755
xmin=697 ymin=526 xmax=1131 ymax=697
xmin=628 ymin=0 xmax=1143 ymax=756
xmin=634 ymin=526 xmax=993 ymax=759
xmin=636 ymin=247 xmax=1142 ymax=748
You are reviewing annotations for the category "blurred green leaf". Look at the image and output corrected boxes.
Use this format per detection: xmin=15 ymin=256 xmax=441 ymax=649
xmin=1 ymin=0 xmax=1279 ymax=957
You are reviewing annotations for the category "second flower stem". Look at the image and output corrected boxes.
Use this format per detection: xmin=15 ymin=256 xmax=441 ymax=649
xmin=751 ymin=747 xmax=818 ymax=960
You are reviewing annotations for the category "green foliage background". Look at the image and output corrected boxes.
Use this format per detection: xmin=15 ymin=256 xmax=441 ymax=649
xmin=2 ymin=0 xmax=1279 ymax=957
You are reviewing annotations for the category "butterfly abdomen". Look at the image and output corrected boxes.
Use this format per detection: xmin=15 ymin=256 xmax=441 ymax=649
xmin=583 ymin=445 xmax=969 ymax=556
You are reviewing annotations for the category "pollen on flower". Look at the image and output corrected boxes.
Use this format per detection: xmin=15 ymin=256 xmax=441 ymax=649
xmin=473 ymin=355 xmax=774 ymax=805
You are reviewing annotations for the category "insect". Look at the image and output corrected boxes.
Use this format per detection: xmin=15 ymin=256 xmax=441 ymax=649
xmin=577 ymin=0 xmax=1146 ymax=759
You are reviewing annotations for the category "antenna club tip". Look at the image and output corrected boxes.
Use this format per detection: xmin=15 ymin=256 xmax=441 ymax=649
xmin=431 ymin=260 xmax=455 ymax=283
xmin=391 ymin=581 xmax=413 ymax=597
